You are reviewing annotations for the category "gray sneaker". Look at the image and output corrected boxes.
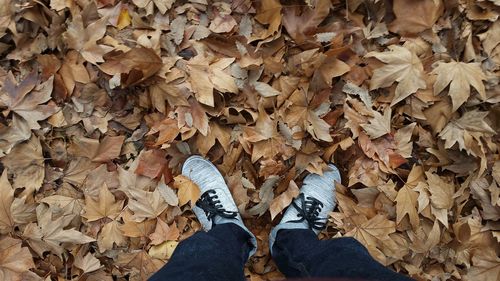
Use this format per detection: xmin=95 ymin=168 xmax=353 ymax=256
xmin=269 ymin=164 xmax=341 ymax=254
xmin=182 ymin=155 xmax=257 ymax=258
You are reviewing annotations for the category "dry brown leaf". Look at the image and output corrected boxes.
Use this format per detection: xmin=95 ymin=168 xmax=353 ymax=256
xmin=253 ymin=0 xmax=282 ymax=40
xmin=389 ymin=0 xmax=443 ymax=35
xmin=466 ymin=248 xmax=500 ymax=281
xmin=99 ymin=47 xmax=162 ymax=87
xmin=120 ymin=214 xmax=156 ymax=238
xmin=360 ymin=108 xmax=392 ymax=139
xmin=395 ymin=185 xmax=419 ymax=229
xmin=345 ymin=214 xmax=399 ymax=265
xmin=149 ymin=218 xmax=180 ymax=245
xmin=366 ymin=45 xmax=426 ymax=106
xmin=0 ymin=237 xmax=35 ymax=281
xmin=63 ymin=15 xmax=112 ymax=64
xmin=83 ymin=183 xmax=124 ymax=222
xmin=135 ymin=149 xmax=170 ymax=180
xmin=270 ymin=180 xmax=300 ymax=220
xmin=283 ymin=0 xmax=331 ymax=43
xmin=132 ymin=0 xmax=174 ymax=15
xmin=97 ymin=220 xmax=126 ymax=252
xmin=128 ymin=187 xmax=168 ymax=221
xmin=0 ymin=72 xmax=59 ymax=130
xmin=23 ymin=205 xmax=95 ymax=257
xmin=426 ymin=172 xmax=455 ymax=210
xmin=0 ymin=171 xmax=14 ymax=234
xmin=431 ymin=61 xmax=486 ymax=111
xmin=439 ymin=110 xmax=495 ymax=152
xmin=247 ymin=176 xmax=279 ymax=216
xmin=74 ymin=251 xmax=102 ymax=273
xmin=1 ymin=136 xmax=45 ymax=195
xmin=91 ymin=135 xmax=125 ymax=162
xmin=1 ymin=0 xmax=499 ymax=280
xmin=172 ymin=175 xmax=201 ymax=207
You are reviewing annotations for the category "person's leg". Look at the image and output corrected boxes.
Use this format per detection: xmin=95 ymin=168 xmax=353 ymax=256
xmin=150 ymin=155 xmax=258 ymax=281
xmin=149 ymin=223 xmax=252 ymax=281
xmin=272 ymin=229 xmax=413 ymax=281
xmin=269 ymin=163 xmax=413 ymax=280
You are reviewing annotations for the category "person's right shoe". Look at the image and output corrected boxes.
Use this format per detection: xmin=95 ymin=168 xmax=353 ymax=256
xmin=269 ymin=164 xmax=341 ymax=254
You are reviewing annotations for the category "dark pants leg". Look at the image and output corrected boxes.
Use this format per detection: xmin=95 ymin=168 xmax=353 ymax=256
xmin=272 ymin=229 xmax=414 ymax=281
xmin=149 ymin=223 xmax=252 ymax=281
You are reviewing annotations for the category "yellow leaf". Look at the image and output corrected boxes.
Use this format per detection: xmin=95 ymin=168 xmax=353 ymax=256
xmin=149 ymin=241 xmax=178 ymax=260
xmin=173 ymin=175 xmax=201 ymax=207
xmin=117 ymin=8 xmax=131 ymax=30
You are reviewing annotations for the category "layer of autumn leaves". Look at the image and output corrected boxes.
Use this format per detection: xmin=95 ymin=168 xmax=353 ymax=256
xmin=0 ymin=0 xmax=499 ymax=280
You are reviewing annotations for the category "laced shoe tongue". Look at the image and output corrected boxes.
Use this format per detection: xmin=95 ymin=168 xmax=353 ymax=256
xmin=196 ymin=190 xmax=237 ymax=226
xmin=288 ymin=193 xmax=326 ymax=230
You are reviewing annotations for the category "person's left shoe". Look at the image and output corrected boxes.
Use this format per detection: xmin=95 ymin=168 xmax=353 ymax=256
xmin=269 ymin=164 xmax=341 ymax=255
xmin=182 ymin=155 xmax=257 ymax=258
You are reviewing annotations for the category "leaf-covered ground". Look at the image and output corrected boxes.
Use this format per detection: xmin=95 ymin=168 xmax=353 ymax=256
xmin=0 ymin=0 xmax=499 ymax=280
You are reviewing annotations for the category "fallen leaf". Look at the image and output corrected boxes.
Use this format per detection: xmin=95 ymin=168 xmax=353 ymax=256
xmin=389 ymin=0 xmax=444 ymax=35
xmin=74 ymin=251 xmax=102 ymax=273
xmin=128 ymin=188 xmax=169 ymax=221
xmin=247 ymin=176 xmax=279 ymax=216
xmin=149 ymin=218 xmax=179 ymax=245
xmin=466 ymin=248 xmax=500 ymax=281
xmin=270 ymin=180 xmax=300 ymax=220
xmin=23 ymin=205 xmax=95 ymax=257
xmin=63 ymin=15 xmax=112 ymax=64
xmin=172 ymin=175 xmax=201 ymax=207
xmin=83 ymin=183 xmax=124 ymax=222
xmin=439 ymin=110 xmax=495 ymax=152
xmin=99 ymin=47 xmax=162 ymax=87
xmin=0 ymin=72 xmax=59 ymax=130
xmin=283 ymin=0 xmax=331 ymax=43
xmin=360 ymin=107 xmax=392 ymax=139
xmin=0 ymin=237 xmax=35 ymax=281
xmin=97 ymin=220 xmax=126 ymax=252
xmin=431 ymin=61 xmax=486 ymax=111
xmin=395 ymin=185 xmax=419 ymax=228
xmin=0 ymin=171 xmax=14 ymax=234
xmin=1 ymin=136 xmax=45 ymax=195
xmin=366 ymin=45 xmax=426 ymax=106
xmin=148 ymin=241 xmax=178 ymax=260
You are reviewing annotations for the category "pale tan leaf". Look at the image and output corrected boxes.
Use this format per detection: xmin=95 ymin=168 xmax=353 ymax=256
xmin=74 ymin=252 xmax=102 ymax=273
xmin=366 ymin=45 xmax=426 ymax=106
xmin=128 ymin=188 xmax=169 ymax=221
xmin=83 ymin=184 xmax=124 ymax=222
xmin=98 ymin=220 xmax=126 ymax=252
xmin=431 ymin=61 xmax=486 ymax=111
xmin=0 ymin=237 xmax=35 ymax=281
xmin=149 ymin=218 xmax=179 ymax=245
xmin=0 ymin=171 xmax=14 ymax=234
xmin=360 ymin=108 xmax=392 ymax=139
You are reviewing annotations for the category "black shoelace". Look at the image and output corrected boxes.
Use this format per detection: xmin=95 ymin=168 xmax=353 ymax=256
xmin=288 ymin=193 xmax=326 ymax=230
xmin=196 ymin=190 xmax=237 ymax=225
